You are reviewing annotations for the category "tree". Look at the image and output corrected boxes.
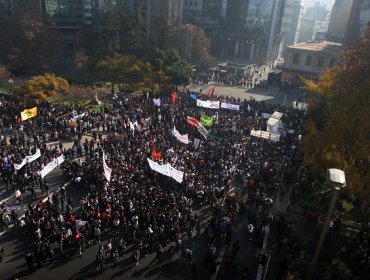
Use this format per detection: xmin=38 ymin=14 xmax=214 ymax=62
xmin=0 ymin=63 xmax=10 ymax=86
xmin=14 ymin=73 xmax=69 ymax=101
xmin=93 ymin=54 xmax=160 ymax=93
xmin=0 ymin=12 xmax=61 ymax=74
xmin=171 ymin=25 xmax=214 ymax=68
xmin=149 ymin=48 xmax=194 ymax=87
xmin=301 ymin=26 xmax=370 ymax=196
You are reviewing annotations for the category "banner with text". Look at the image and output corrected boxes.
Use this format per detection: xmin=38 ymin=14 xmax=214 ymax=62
xmin=200 ymin=113 xmax=213 ymax=126
xmin=196 ymin=99 xmax=220 ymax=109
xmin=14 ymin=149 xmax=41 ymax=170
xmin=250 ymin=130 xmax=280 ymax=141
xmin=147 ymin=158 xmax=184 ymax=183
xmin=40 ymin=155 xmax=65 ymax=178
xmin=220 ymin=102 xmax=240 ymax=111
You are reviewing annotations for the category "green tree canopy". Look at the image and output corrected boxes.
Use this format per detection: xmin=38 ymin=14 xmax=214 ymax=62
xmin=301 ymin=26 xmax=370 ymax=196
xmin=149 ymin=48 xmax=194 ymax=87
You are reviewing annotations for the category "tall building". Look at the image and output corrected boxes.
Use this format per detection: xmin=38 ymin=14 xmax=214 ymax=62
xmin=297 ymin=16 xmax=316 ymax=42
xmin=0 ymin=0 xmax=13 ymax=18
xmin=0 ymin=0 xmax=43 ymax=19
xmin=305 ymin=1 xmax=328 ymax=21
xmin=281 ymin=0 xmax=304 ymax=47
xmin=146 ymin=0 xmax=183 ymax=38
xmin=327 ymin=0 xmax=354 ymax=42
xmin=344 ymin=0 xmax=370 ymax=44
xmin=182 ymin=0 xmax=227 ymax=59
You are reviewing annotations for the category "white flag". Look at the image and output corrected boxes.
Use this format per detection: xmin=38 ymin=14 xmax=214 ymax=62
xmin=172 ymin=126 xmax=190 ymax=144
xmin=102 ymin=151 xmax=112 ymax=182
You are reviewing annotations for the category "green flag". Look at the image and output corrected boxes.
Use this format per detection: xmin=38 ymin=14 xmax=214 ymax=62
xmin=200 ymin=113 xmax=213 ymax=126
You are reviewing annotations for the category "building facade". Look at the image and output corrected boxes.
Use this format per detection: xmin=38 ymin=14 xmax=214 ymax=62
xmin=344 ymin=0 xmax=370 ymax=44
xmin=278 ymin=41 xmax=342 ymax=82
xmin=327 ymin=0 xmax=354 ymax=42
xmin=146 ymin=0 xmax=183 ymax=38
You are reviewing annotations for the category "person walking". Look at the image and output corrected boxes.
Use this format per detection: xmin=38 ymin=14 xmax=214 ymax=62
xmin=247 ymin=223 xmax=254 ymax=241
xmin=134 ymin=249 xmax=140 ymax=266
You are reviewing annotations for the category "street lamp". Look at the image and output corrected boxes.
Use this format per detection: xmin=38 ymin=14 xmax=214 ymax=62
xmin=307 ymin=168 xmax=346 ymax=280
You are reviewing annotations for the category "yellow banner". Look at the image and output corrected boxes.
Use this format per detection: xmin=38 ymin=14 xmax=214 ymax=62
xmin=20 ymin=107 xmax=37 ymax=121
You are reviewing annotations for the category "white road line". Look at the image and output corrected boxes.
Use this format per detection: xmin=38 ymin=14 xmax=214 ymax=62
xmin=210 ymin=245 xmax=227 ymax=280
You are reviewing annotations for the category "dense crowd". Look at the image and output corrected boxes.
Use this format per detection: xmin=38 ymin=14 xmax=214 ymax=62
xmin=0 ymin=89 xmax=304 ymax=276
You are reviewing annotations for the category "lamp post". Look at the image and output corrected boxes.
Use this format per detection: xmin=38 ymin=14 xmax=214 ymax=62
xmin=307 ymin=168 xmax=346 ymax=280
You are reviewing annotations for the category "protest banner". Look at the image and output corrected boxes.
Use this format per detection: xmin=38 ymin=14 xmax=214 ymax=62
xmin=220 ymin=102 xmax=240 ymax=111
xmin=196 ymin=99 xmax=220 ymax=109
xmin=173 ymin=126 xmax=190 ymax=144
xmin=40 ymin=155 xmax=65 ymax=178
xmin=200 ymin=113 xmax=213 ymax=126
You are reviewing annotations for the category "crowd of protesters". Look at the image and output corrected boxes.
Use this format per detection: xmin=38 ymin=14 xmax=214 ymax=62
xmin=0 ymin=88 xmax=305 ymax=277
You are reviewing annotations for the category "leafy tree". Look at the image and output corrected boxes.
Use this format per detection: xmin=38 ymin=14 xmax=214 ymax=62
xmin=0 ymin=12 xmax=61 ymax=74
xmin=93 ymin=54 xmax=160 ymax=93
xmin=149 ymin=48 xmax=194 ymax=87
xmin=301 ymin=26 xmax=370 ymax=196
xmin=171 ymin=25 xmax=214 ymax=68
xmin=0 ymin=63 xmax=10 ymax=86
xmin=14 ymin=73 xmax=69 ymax=101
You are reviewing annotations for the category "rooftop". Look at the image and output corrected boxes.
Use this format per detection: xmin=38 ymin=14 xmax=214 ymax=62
xmin=288 ymin=41 xmax=343 ymax=53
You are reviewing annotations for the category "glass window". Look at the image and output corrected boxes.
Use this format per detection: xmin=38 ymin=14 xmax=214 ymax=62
xmin=293 ymin=53 xmax=300 ymax=65
xmin=306 ymin=55 xmax=312 ymax=66
xmin=317 ymin=57 xmax=324 ymax=67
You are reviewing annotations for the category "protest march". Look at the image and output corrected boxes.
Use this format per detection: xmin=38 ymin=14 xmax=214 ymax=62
xmin=0 ymin=88 xmax=304 ymax=276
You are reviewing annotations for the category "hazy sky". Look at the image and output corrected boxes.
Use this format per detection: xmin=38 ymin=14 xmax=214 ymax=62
xmin=304 ymin=0 xmax=335 ymax=10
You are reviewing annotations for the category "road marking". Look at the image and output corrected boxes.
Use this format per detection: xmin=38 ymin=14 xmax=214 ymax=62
xmin=210 ymin=245 xmax=227 ymax=280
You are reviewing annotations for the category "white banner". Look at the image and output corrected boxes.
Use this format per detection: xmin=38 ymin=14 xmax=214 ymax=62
xmin=197 ymin=124 xmax=208 ymax=139
xmin=70 ymin=112 xmax=85 ymax=122
xmin=221 ymin=102 xmax=240 ymax=111
xmin=172 ymin=126 xmax=190 ymax=144
xmin=168 ymin=164 xmax=184 ymax=183
xmin=26 ymin=149 xmax=41 ymax=163
xmin=196 ymin=99 xmax=220 ymax=109
xmin=103 ymin=152 xmax=112 ymax=182
xmin=147 ymin=158 xmax=170 ymax=177
xmin=40 ymin=155 xmax=65 ymax=178
xmin=14 ymin=159 xmax=27 ymax=170
xmin=262 ymin=113 xmax=270 ymax=119
xmin=147 ymin=158 xmax=184 ymax=183
xmin=14 ymin=149 xmax=41 ymax=170
xmin=250 ymin=130 xmax=280 ymax=141
xmin=153 ymin=98 xmax=161 ymax=106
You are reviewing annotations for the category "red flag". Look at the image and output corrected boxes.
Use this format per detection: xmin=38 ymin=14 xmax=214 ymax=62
xmin=207 ymin=87 xmax=215 ymax=98
xmin=187 ymin=116 xmax=200 ymax=128
xmin=152 ymin=146 xmax=161 ymax=161
xmin=170 ymin=91 xmax=177 ymax=107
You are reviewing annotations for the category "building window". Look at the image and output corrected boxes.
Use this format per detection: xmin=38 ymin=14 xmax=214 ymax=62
xmin=317 ymin=57 xmax=324 ymax=67
xmin=185 ymin=1 xmax=188 ymax=5
xmin=194 ymin=1 xmax=197 ymax=6
xmin=189 ymin=1 xmax=192 ymax=6
xmin=293 ymin=53 xmax=300 ymax=65
xmin=329 ymin=58 xmax=336 ymax=67
xmin=306 ymin=55 xmax=312 ymax=66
